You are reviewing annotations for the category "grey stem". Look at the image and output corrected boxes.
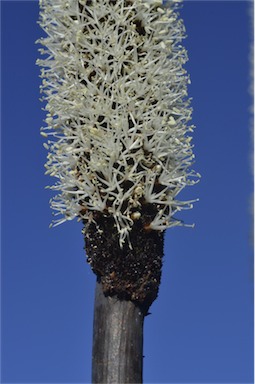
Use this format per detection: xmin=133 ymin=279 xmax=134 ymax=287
xmin=92 ymin=280 xmax=144 ymax=384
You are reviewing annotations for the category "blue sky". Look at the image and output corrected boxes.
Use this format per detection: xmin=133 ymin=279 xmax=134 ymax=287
xmin=1 ymin=1 xmax=253 ymax=383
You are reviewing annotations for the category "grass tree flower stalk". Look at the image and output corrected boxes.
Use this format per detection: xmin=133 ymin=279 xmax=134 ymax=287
xmin=37 ymin=0 xmax=199 ymax=382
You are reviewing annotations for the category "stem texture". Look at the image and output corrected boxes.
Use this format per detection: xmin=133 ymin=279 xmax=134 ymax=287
xmin=92 ymin=281 xmax=144 ymax=384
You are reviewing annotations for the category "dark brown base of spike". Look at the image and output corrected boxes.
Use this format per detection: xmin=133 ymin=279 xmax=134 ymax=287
xmin=84 ymin=209 xmax=164 ymax=313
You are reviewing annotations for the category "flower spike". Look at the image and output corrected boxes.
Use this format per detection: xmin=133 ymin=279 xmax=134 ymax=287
xmin=37 ymin=0 xmax=199 ymax=248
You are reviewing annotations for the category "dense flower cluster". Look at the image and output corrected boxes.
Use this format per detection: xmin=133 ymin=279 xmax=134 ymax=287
xmin=37 ymin=0 xmax=199 ymax=246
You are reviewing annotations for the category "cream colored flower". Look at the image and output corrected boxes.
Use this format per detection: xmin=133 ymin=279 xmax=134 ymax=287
xmin=37 ymin=0 xmax=199 ymax=246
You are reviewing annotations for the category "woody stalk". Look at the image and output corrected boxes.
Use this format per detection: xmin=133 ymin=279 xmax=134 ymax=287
xmin=37 ymin=0 xmax=199 ymax=382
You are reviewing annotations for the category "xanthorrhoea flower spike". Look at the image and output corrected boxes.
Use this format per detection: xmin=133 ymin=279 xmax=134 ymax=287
xmin=37 ymin=0 xmax=199 ymax=308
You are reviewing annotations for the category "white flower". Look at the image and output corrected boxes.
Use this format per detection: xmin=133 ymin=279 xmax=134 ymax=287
xmin=37 ymin=0 xmax=199 ymax=247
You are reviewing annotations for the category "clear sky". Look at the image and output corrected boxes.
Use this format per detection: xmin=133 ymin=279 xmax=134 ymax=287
xmin=1 ymin=0 xmax=253 ymax=383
